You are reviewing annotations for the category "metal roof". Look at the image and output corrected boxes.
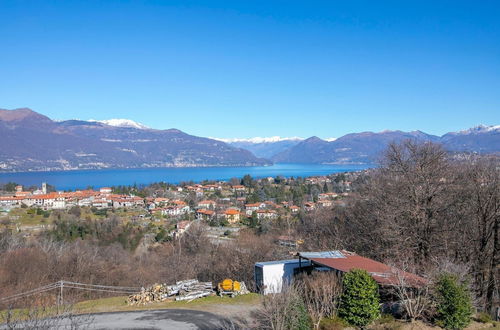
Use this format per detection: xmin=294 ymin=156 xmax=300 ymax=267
xmin=255 ymin=259 xmax=311 ymax=267
xmin=298 ymin=251 xmax=345 ymax=259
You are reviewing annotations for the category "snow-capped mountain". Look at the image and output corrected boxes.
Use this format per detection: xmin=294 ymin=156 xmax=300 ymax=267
xmin=214 ymin=136 xmax=339 ymax=143
xmin=1 ymin=108 xmax=498 ymax=170
xmin=0 ymin=108 xmax=269 ymax=172
xmin=448 ymin=124 xmax=500 ymax=135
xmin=213 ymin=125 xmax=499 ymax=163
xmin=273 ymin=126 xmax=499 ymax=163
xmin=214 ymin=136 xmax=335 ymax=158
xmin=212 ymin=136 xmax=304 ymax=143
xmin=89 ymin=119 xmax=150 ymax=129
xmin=441 ymin=125 xmax=499 ymax=153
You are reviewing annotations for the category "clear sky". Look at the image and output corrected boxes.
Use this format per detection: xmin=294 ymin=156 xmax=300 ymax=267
xmin=1 ymin=0 xmax=499 ymax=139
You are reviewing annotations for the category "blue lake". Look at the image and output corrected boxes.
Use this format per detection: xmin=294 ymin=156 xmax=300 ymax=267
xmin=0 ymin=163 xmax=374 ymax=191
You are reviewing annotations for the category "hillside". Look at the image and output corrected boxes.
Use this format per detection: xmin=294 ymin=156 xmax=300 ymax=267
xmin=0 ymin=108 xmax=270 ymax=172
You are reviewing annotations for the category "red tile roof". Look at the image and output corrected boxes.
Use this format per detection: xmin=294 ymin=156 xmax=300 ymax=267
xmin=224 ymin=209 xmax=240 ymax=215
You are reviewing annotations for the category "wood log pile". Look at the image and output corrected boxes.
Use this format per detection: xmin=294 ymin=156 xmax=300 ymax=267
xmin=128 ymin=279 xmax=213 ymax=305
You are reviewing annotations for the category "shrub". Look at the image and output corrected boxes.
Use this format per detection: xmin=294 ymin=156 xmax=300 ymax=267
xmin=319 ymin=316 xmax=348 ymax=330
xmin=377 ymin=313 xmax=396 ymax=324
xmin=373 ymin=314 xmax=403 ymax=330
xmin=434 ymin=273 xmax=473 ymax=330
xmin=286 ymin=294 xmax=312 ymax=330
xmin=475 ymin=312 xmax=492 ymax=324
xmin=338 ymin=269 xmax=380 ymax=327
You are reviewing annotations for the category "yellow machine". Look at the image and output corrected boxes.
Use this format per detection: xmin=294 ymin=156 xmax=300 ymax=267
xmin=217 ymin=279 xmax=242 ymax=297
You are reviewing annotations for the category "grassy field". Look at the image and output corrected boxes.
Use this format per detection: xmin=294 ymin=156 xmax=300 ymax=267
xmin=74 ymin=293 xmax=261 ymax=315
xmin=0 ymin=293 xmax=261 ymax=324
xmin=6 ymin=208 xmax=51 ymax=226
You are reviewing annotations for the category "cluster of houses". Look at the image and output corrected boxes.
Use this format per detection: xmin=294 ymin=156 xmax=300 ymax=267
xmin=0 ymin=184 xmax=144 ymax=211
xmin=0 ymin=175 xmax=355 ymax=232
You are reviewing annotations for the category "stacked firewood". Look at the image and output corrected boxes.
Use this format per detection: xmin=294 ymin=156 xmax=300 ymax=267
xmin=128 ymin=279 xmax=213 ymax=305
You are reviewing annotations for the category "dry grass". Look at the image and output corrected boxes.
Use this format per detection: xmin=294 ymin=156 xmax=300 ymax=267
xmin=74 ymin=293 xmax=261 ymax=315
xmin=1 ymin=293 xmax=261 ymax=323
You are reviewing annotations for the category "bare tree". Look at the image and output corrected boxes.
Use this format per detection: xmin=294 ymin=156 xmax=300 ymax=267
xmin=297 ymin=272 xmax=342 ymax=329
xmin=387 ymin=263 xmax=433 ymax=321
xmin=458 ymin=158 xmax=500 ymax=313
xmin=254 ymin=283 xmax=306 ymax=330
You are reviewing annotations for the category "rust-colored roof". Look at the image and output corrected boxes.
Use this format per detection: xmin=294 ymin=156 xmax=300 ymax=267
xmin=0 ymin=196 xmax=24 ymax=201
xmin=197 ymin=209 xmax=215 ymax=215
xmin=31 ymin=192 xmax=64 ymax=200
xmin=14 ymin=191 xmax=31 ymax=197
xmin=245 ymin=203 xmax=261 ymax=208
xmin=308 ymin=254 xmax=427 ymax=287
xmin=224 ymin=209 xmax=240 ymax=215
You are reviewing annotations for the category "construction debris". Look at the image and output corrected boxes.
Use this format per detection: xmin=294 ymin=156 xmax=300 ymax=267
xmin=128 ymin=279 xmax=213 ymax=305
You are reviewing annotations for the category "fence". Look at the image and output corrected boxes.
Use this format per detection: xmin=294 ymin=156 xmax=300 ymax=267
xmin=0 ymin=280 xmax=141 ymax=305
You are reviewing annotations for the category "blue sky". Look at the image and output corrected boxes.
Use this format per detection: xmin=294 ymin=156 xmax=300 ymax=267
xmin=1 ymin=0 xmax=499 ymax=139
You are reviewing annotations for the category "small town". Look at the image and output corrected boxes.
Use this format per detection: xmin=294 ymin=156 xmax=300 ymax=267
xmin=0 ymin=173 xmax=357 ymax=243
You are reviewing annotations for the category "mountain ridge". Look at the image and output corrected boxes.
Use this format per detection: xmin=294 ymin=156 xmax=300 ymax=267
xmin=271 ymin=127 xmax=498 ymax=164
xmin=0 ymin=108 xmax=270 ymax=172
xmin=1 ymin=108 xmax=498 ymax=170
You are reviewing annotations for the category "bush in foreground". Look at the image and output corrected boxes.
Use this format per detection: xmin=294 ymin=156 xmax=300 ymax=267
xmin=338 ymin=269 xmax=380 ymax=327
xmin=434 ymin=273 xmax=473 ymax=330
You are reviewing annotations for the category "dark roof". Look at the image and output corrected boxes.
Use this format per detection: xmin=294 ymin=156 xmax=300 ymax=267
xmin=302 ymin=251 xmax=427 ymax=287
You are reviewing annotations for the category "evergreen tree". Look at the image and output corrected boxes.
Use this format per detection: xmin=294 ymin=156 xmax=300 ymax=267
xmin=249 ymin=211 xmax=259 ymax=228
xmin=434 ymin=273 xmax=473 ymax=330
xmin=2 ymin=182 xmax=19 ymax=192
xmin=241 ymin=174 xmax=254 ymax=187
xmin=338 ymin=269 xmax=380 ymax=327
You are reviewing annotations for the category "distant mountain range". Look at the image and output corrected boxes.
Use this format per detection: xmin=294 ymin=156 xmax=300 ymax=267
xmin=228 ymin=127 xmax=499 ymax=164
xmin=217 ymin=137 xmax=304 ymax=159
xmin=0 ymin=108 xmax=498 ymax=172
xmin=0 ymin=108 xmax=269 ymax=172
